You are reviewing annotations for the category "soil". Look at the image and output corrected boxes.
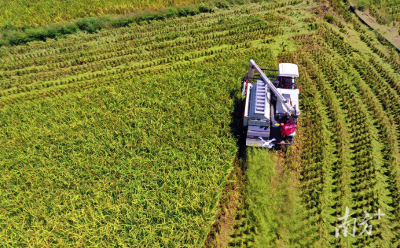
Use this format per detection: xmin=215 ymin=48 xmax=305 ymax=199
xmin=205 ymin=162 xmax=241 ymax=248
xmin=350 ymin=3 xmax=400 ymax=50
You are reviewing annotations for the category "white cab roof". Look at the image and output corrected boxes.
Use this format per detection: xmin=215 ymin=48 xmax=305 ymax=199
xmin=279 ymin=63 xmax=299 ymax=77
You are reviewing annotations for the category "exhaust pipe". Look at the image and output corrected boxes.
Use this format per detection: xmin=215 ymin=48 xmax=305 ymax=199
xmin=248 ymin=62 xmax=255 ymax=78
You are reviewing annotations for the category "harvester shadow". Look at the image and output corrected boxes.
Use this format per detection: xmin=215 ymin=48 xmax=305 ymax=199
xmin=229 ymin=89 xmax=248 ymax=169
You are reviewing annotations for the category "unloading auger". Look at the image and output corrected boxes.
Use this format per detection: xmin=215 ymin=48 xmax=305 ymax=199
xmin=242 ymin=59 xmax=301 ymax=148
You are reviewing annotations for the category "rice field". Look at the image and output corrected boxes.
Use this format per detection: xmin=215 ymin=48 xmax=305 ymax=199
xmin=1 ymin=0 xmax=400 ymax=247
xmin=0 ymin=0 xmax=206 ymax=28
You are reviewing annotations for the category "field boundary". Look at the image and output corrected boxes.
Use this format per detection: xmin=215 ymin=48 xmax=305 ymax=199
xmin=0 ymin=0 xmax=293 ymax=47
xmin=349 ymin=4 xmax=400 ymax=52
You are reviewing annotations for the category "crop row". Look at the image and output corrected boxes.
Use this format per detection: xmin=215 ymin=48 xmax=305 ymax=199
xmin=0 ymin=18 xmax=291 ymax=98
xmin=0 ymin=40 xmax=261 ymax=97
xmin=289 ymin=21 xmax=400 ymax=245
xmin=0 ymin=18 xmax=285 ymax=74
xmin=0 ymin=45 xmax=269 ymax=107
xmin=338 ymin=50 xmax=400 ymax=246
xmin=299 ymin=50 xmax=353 ymax=221
xmin=359 ymin=33 xmax=400 ymax=72
xmin=1 ymin=14 xmax=272 ymax=65
xmin=367 ymin=1 xmax=400 ymax=22
xmin=298 ymin=69 xmax=335 ymax=246
xmin=316 ymin=25 xmax=399 ymax=246
xmin=312 ymin=56 xmax=374 ymax=245
xmin=0 ymin=10 xmax=291 ymax=96
xmin=275 ymin=48 xmax=337 ymax=246
xmin=0 ymin=0 xmax=298 ymax=58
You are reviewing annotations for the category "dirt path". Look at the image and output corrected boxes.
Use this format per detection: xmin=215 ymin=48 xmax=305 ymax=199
xmin=205 ymin=161 xmax=242 ymax=248
xmin=350 ymin=3 xmax=400 ymax=50
xmin=213 ymin=192 xmax=239 ymax=247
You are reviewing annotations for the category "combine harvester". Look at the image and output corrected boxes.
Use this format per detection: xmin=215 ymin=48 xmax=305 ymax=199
xmin=242 ymin=60 xmax=300 ymax=148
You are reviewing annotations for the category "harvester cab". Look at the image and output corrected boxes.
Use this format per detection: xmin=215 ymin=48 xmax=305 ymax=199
xmin=242 ymin=60 xmax=300 ymax=148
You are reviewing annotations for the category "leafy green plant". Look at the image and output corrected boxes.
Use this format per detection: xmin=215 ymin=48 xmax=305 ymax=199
xmin=324 ymin=12 xmax=335 ymax=23
xmin=357 ymin=0 xmax=367 ymax=11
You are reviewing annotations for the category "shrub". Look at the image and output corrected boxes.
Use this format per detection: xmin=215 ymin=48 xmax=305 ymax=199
xmin=182 ymin=5 xmax=199 ymax=15
xmin=215 ymin=1 xmax=230 ymax=9
xmin=59 ymin=23 xmax=79 ymax=35
xmin=25 ymin=27 xmax=48 ymax=41
xmin=177 ymin=7 xmax=187 ymax=17
xmin=0 ymin=38 xmax=9 ymax=46
xmin=136 ymin=10 xmax=162 ymax=23
xmin=47 ymin=25 xmax=61 ymax=38
xmin=357 ymin=1 xmax=367 ymax=11
xmin=4 ymin=30 xmax=30 ymax=45
xmin=164 ymin=7 xmax=178 ymax=19
xmin=76 ymin=17 xmax=108 ymax=33
xmin=76 ymin=18 xmax=97 ymax=33
xmin=111 ymin=16 xmax=133 ymax=28
xmin=199 ymin=3 xmax=213 ymax=13
xmin=324 ymin=13 xmax=335 ymax=23
xmin=0 ymin=1 xmax=218 ymax=46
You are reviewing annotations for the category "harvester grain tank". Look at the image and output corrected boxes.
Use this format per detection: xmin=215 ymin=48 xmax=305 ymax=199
xmin=242 ymin=60 xmax=300 ymax=148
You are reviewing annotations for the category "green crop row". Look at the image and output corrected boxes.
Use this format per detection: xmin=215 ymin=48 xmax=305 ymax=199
xmin=0 ymin=3 xmax=295 ymax=101
xmin=283 ymin=14 xmax=400 ymax=245
xmin=0 ymin=0 xmax=301 ymax=47
xmin=0 ymin=1 xmax=304 ymax=246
